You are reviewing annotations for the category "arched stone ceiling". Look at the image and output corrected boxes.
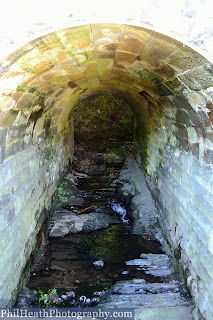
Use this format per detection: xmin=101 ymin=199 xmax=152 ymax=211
xmin=1 ymin=23 xmax=212 ymax=118
xmin=1 ymin=0 xmax=213 ymax=63
xmin=1 ymin=23 xmax=213 ymax=314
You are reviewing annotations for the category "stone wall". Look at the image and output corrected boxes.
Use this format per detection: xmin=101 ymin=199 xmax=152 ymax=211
xmin=134 ymin=91 xmax=213 ymax=319
xmin=0 ymin=90 xmax=74 ymax=306
xmin=0 ymin=22 xmax=213 ymax=320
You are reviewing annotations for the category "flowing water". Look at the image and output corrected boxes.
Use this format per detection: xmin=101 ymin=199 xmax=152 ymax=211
xmin=15 ymin=157 xmax=172 ymax=308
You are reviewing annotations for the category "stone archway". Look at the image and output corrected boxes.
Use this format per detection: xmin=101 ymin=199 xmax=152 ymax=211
xmin=0 ymin=22 xmax=213 ymax=318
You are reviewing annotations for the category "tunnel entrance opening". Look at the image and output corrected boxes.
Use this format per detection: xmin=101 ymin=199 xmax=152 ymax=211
xmin=73 ymin=92 xmax=135 ymax=165
xmin=0 ymin=21 xmax=212 ymax=317
xmin=15 ymin=93 xmax=192 ymax=313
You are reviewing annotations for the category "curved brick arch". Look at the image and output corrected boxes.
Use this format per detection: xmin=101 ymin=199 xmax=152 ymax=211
xmin=0 ymin=19 xmax=213 ymax=319
xmin=1 ymin=0 xmax=213 ymax=63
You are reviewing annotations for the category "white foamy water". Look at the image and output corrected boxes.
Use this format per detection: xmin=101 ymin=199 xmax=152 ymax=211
xmin=110 ymin=201 xmax=128 ymax=223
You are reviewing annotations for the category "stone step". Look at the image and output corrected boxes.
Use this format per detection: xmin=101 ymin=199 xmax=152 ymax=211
xmin=100 ymin=278 xmax=192 ymax=313
xmin=135 ymin=306 xmax=193 ymax=320
xmin=111 ymin=281 xmax=181 ymax=295
xmin=100 ymin=292 xmax=190 ymax=308
xmin=125 ymin=253 xmax=172 ymax=277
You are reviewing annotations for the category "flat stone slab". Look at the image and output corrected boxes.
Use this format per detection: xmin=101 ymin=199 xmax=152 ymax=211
xmin=111 ymin=281 xmax=180 ymax=295
xmin=100 ymin=292 xmax=189 ymax=308
xmin=49 ymin=212 xmax=121 ymax=237
xmin=135 ymin=307 xmax=192 ymax=320
xmin=125 ymin=253 xmax=171 ymax=277
xmin=100 ymin=279 xmax=192 ymax=313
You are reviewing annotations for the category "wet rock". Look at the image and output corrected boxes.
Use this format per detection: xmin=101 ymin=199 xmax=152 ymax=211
xmin=94 ymin=155 xmax=105 ymax=165
xmin=49 ymin=212 xmax=121 ymax=237
xmin=154 ymin=229 xmax=164 ymax=245
xmin=93 ymin=291 xmax=104 ymax=297
xmin=79 ymin=295 xmax=87 ymax=303
xmin=15 ymin=287 xmax=38 ymax=307
xmin=93 ymin=260 xmax=104 ymax=268
xmin=66 ymin=291 xmax=75 ymax=298
xmin=130 ymin=193 xmax=157 ymax=235
xmin=96 ymin=204 xmax=115 ymax=216
xmin=126 ymin=259 xmax=152 ymax=266
xmin=136 ymin=307 xmax=192 ymax=320
xmin=140 ymin=253 xmax=170 ymax=266
xmin=101 ymin=292 xmax=190 ymax=308
xmin=111 ymin=281 xmax=181 ymax=295
xmin=100 ymin=279 xmax=192 ymax=309
xmin=91 ymin=297 xmax=100 ymax=304
xmin=73 ymin=172 xmax=89 ymax=179
xmin=114 ymin=154 xmax=160 ymax=238
xmin=122 ymin=271 xmax=129 ymax=275
xmin=65 ymin=173 xmax=77 ymax=185
xmin=125 ymin=254 xmax=172 ymax=277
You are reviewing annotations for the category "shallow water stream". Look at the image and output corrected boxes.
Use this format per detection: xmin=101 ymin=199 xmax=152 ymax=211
xmin=15 ymin=156 xmax=173 ymax=308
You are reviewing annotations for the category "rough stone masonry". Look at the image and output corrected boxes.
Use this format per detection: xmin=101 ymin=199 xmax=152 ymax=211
xmin=0 ymin=10 xmax=213 ymax=320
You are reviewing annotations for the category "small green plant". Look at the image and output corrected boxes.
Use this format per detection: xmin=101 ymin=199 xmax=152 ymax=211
xmin=109 ymin=172 xmax=117 ymax=179
xmin=123 ymin=192 xmax=129 ymax=196
xmin=73 ymin=209 xmax=79 ymax=214
xmin=39 ymin=288 xmax=58 ymax=306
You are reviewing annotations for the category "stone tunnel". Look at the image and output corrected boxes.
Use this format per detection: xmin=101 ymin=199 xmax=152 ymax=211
xmin=0 ymin=1 xmax=213 ymax=319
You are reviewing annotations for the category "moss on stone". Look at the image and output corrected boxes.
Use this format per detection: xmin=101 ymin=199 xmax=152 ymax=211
xmin=28 ymin=86 xmax=37 ymax=93
xmin=16 ymin=84 xmax=26 ymax=92
xmin=50 ymin=76 xmax=70 ymax=88
xmin=65 ymin=26 xmax=91 ymax=42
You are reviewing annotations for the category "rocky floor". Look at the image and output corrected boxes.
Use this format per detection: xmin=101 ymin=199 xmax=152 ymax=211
xmin=99 ymin=255 xmax=192 ymax=319
xmin=15 ymin=146 xmax=194 ymax=319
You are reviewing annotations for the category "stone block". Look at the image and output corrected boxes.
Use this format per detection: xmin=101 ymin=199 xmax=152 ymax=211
xmin=3 ymin=204 xmax=15 ymax=226
xmin=176 ymin=109 xmax=192 ymax=126
xmin=187 ymin=127 xmax=199 ymax=144
xmin=177 ymin=136 xmax=190 ymax=151
xmin=92 ymin=25 xmax=118 ymax=58
xmin=0 ymin=193 xmax=11 ymax=212
xmin=6 ymin=127 xmax=25 ymax=147
xmin=176 ymin=124 xmax=189 ymax=139
xmin=33 ymin=116 xmax=45 ymax=133
xmin=5 ymin=138 xmax=24 ymax=159
xmin=172 ymin=95 xmax=192 ymax=110
xmin=13 ymin=111 xmax=31 ymax=127
xmin=118 ymin=25 xmax=152 ymax=54
xmin=2 ymin=237 xmax=18 ymax=261
xmin=0 ymin=228 xmax=9 ymax=254
xmin=184 ymin=92 xmax=207 ymax=112
xmin=0 ymin=264 xmax=12 ymax=287
xmin=0 ymin=145 xmax=6 ymax=163
xmin=194 ymin=196 xmax=213 ymax=225
xmin=0 ymin=96 xmax=16 ymax=111
xmin=209 ymin=228 xmax=213 ymax=256
xmin=15 ymin=93 xmax=36 ymax=110
xmin=179 ymin=65 xmax=213 ymax=91
xmin=164 ymin=47 xmax=209 ymax=73
xmin=191 ymin=110 xmax=211 ymax=127
xmin=165 ymin=77 xmax=188 ymax=94
xmin=36 ymin=129 xmax=46 ymax=142
xmin=32 ymin=60 xmax=52 ymax=75
xmin=139 ymin=31 xmax=182 ymax=67
xmin=96 ymin=59 xmax=113 ymax=80
xmin=203 ymin=148 xmax=213 ymax=164
xmin=189 ymin=143 xmax=199 ymax=159
xmin=0 ymin=110 xmax=17 ymax=127
xmin=191 ymin=212 xmax=211 ymax=245
xmin=64 ymin=25 xmax=92 ymax=50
